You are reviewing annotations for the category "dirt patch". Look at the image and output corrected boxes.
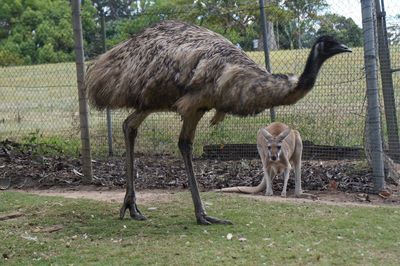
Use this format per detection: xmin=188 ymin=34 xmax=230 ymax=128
xmin=22 ymin=186 xmax=180 ymax=205
xmin=236 ymin=191 xmax=400 ymax=207
xmin=1 ymin=139 xmax=400 ymax=206
xmin=17 ymin=187 xmax=400 ymax=208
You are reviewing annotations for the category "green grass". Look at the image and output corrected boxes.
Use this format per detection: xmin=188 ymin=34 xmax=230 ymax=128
xmin=1 ymin=46 xmax=400 ymax=156
xmin=1 ymin=191 xmax=400 ymax=265
xmin=14 ymin=129 xmax=81 ymax=157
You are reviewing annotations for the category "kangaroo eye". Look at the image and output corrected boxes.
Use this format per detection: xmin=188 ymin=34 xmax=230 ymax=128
xmin=277 ymin=145 xmax=281 ymax=150
xmin=267 ymin=146 xmax=272 ymax=150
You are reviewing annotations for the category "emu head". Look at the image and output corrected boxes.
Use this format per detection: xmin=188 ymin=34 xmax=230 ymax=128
xmin=313 ymin=35 xmax=352 ymax=62
xmin=261 ymin=128 xmax=291 ymax=162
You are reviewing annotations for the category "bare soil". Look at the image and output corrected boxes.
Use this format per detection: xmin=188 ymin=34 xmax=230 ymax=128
xmin=19 ymin=186 xmax=400 ymax=208
xmin=23 ymin=187 xmax=178 ymax=205
xmin=1 ymin=140 xmax=400 ymax=206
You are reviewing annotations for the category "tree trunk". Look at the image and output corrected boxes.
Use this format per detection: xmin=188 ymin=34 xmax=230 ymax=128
xmin=258 ymin=22 xmax=277 ymax=51
xmin=297 ymin=18 xmax=302 ymax=49
xmin=258 ymin=0 xmax=277 ymax=51
xmin=275 ymin=21 xmax=280 ymax=50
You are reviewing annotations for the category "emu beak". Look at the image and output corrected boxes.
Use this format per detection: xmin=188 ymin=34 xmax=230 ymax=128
xmin=336 ymin=44 xmax=352 ymax=53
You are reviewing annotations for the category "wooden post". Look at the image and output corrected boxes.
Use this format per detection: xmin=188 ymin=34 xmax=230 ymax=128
xmin=71 ymin=0 xmax=93 ymax=182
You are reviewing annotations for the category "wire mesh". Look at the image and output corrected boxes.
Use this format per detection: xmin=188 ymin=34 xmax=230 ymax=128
xmin=0 ymin=0 xmax=399 ymax=163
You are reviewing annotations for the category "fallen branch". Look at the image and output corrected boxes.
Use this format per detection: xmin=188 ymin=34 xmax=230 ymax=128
xmin=31 ymin=224 xmax=64 ymax=233
xmin=0 ymin=212 xmax=24 ymax=221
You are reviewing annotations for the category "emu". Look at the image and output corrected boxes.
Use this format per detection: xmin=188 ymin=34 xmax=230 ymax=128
xmin=86 ymin=20 xmax=351 ymax=225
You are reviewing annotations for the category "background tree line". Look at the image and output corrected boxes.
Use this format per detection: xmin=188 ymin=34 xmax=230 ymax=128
xmin=1 ymin=0 xmax=391 ymax=66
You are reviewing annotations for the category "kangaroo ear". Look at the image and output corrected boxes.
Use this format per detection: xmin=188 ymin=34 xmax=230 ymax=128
xmin=276 ymin=128 xmax=291 ymax=142
xmin=260 ymin=128 xmax=274 ymax=142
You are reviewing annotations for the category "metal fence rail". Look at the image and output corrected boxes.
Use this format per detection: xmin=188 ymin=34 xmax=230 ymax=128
xmin=1 ymin=0 xmax=399 ymax=170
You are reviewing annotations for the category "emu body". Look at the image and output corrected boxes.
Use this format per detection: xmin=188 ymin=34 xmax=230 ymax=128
xmin=220 ymin=122 xmax=303 ymax=197
xmin=87 ymin=22 xmax=298 ymax=118
xmin=86 ymin=21 xmax=351 ymax=225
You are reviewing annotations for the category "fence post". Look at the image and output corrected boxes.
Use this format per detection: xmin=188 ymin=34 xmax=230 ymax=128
xmin=71 ymin=0 xmax=93 ymax=182
xmin=361 ymin=0 xmax=385 ymax=191
xmin=374 ymin=0 xmax=400 ymax=162
xmin=258 ymin=0 xmax=275 ymax=122
xmin=100 ymin=11 xmax=114 ymax=156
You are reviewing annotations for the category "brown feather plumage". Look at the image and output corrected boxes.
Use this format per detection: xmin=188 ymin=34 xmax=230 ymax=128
xmin=86 ymin=20 xmax=299 ymax=119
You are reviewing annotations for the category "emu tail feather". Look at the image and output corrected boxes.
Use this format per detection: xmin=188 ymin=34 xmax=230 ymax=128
xmin=85 ymin=50 xmax=126 ymax=110
xmin=219 ymin=178 xmax=266 ymax=194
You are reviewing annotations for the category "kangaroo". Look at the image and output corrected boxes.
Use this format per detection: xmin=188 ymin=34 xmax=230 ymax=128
xmin=220 ymin=122 xmax=303 ymax=197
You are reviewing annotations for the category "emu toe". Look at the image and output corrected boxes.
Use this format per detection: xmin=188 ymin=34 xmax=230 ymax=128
xmin=119 ymin=202 xmax=147 ymax=221
xmin=196 ymin=213 xmax=232 ymax=225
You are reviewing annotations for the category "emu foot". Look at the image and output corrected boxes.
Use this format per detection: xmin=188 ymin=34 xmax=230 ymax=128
xmin=119 ymin=199 xmax=147 ymax=221
xmin=196 ymin=213 xmax=232 ymax=225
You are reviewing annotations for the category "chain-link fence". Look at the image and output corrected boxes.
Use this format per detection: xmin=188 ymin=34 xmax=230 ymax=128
xmin=1 ymin=0 xmax=399 ymax=167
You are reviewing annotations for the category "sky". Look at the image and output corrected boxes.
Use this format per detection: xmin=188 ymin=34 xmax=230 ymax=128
xmin=327 ymin=0 xmax=399 ymax=26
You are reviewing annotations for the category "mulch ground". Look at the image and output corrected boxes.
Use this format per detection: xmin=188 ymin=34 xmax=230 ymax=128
xmin=1 ymin=139 xmax=383 ymax=195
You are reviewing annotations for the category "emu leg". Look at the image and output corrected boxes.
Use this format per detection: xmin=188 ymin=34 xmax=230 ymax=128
xmin=120 ymin=111 xmax=149 ymax=220
xmin=179 ymin=111 xmax=232 ymax=225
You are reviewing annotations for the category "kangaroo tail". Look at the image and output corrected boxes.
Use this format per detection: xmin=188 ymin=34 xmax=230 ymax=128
xmin=219 ymin=177 xmax=266 ymax=194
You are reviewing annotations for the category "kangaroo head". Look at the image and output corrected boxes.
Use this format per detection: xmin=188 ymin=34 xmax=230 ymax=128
xmin=261 ymin=128 xmax=291 ymax=162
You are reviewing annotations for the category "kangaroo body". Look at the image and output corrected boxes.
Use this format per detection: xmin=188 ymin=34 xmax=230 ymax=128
xmin=220 ymin=122 xmax=303 ymax=197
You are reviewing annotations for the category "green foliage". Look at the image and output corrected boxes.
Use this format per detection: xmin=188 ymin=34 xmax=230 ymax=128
xmin=37 ymin=43 xmax=58 ymax=63
xmin=275 ymin=0 xmax=328 ymax=49
xmin=20 ymin=130 xmax=81 ymax=157
xmin=0 ymin=0 xmax=97 ymax=65
xmin=0 ymin=49 xmax=24 ymax=66
xmin=209 ymin=123 xmax=230 ymax=145
xmin=144 ymin=127 xmax=175 ymax=152
xmin=317 ymin=13 xmax=363 ymax=47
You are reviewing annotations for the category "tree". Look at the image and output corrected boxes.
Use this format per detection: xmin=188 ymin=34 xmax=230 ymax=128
xmin=92 ymin=0 xmax=135 ymax=19
xmin=94 ymin=0 xmax=198 ymax=49
xmin=387 ymin=14 xmax=400 ymax=45
xmin=0 ymin=0 xmax=97 ymax=65
xmin=97 ymin=0 xmax=263 ymax=51
xmin=316 ymin=13 xmax=363 ymax=47
xmin=280 ymin=0 xmax=327 ymax=49
xmin=193 ymin=0 xmax=259 ymax=49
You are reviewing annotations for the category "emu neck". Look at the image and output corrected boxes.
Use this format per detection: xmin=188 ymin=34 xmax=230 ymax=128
xmin=295 ymin=49 xmax=324 ymax=92
xmin=275 ymin=48 xmax=326 ymax=106
xmin=271 ymin=48 xmax=325 ymax=107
